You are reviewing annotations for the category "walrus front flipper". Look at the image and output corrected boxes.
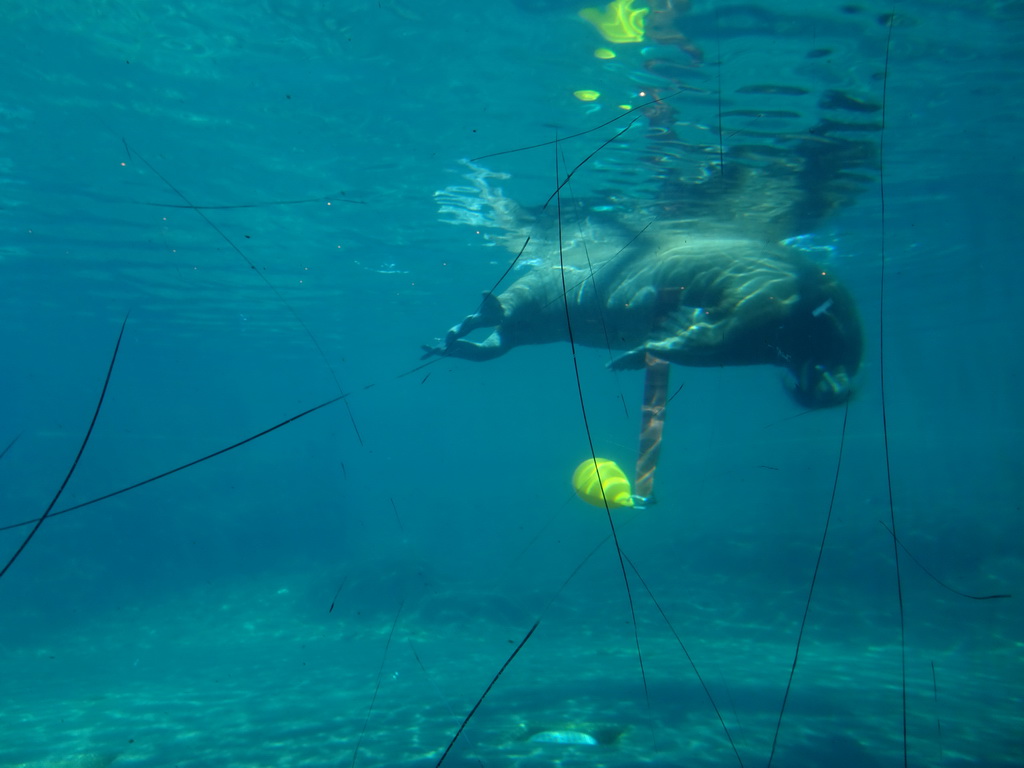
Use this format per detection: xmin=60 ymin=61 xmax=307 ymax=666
xmin=608 ymin=324 xmax=723 ymax=370
xmin=608 ymin=305 xmax=718 ymax=370
xmin=608 ymin=347 xmax=651 ymax=370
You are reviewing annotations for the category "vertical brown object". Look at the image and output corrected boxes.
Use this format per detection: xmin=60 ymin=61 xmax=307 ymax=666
xmin=634 ymin=353 xmax=670 ymax=504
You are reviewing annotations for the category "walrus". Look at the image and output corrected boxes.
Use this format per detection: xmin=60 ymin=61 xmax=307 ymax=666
xmin=422 ymin=233 xmax=862 ymax=407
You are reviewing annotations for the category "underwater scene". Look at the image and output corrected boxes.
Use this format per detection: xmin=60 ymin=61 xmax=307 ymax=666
xmin=1 ymin=1 xmax=1021 ymax=767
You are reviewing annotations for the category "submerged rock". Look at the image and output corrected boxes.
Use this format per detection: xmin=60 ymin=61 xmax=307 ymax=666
xmin=527 ymin=730 xmax=598 ymax=746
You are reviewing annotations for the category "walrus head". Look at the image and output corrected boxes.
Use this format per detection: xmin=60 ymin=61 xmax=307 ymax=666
xmin=775 ymin=264 xmax=863 ymax=408
xmin=786 ymin=360 xmax=855 ymax=408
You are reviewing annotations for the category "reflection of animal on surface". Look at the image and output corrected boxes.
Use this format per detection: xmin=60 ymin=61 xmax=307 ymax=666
xmin=423 ymin=234 xmax=862 ymax=407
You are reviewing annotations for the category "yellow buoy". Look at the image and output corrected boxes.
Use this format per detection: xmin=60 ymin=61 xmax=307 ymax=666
xmin=573 ymin=89 xmax=601 ymax=102
xmin=572 ymin=458 xmax=634 ymax=508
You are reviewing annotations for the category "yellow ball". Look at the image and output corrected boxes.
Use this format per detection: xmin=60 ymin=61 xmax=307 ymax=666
xmin=573 ymin=89 xmax=601 ymax=102
xmin=572 ymin=458 xmax=634 ymax=508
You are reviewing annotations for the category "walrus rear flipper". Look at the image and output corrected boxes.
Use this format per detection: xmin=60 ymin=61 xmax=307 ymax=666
xmin=476 ymin=291 xmax=503 ymax=324
xmin=421 ymin=292 xmax=508 ymax=360
xmin=445 ymin=292 xmax=504 ymax=342
xmin=442 ymin=332 xmax=508 ymax=361
xmin=421 ymin=330 xmax=507 ymax=361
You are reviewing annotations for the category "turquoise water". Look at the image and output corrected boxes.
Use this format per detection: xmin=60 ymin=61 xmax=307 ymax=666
xmin=1 ymin=1 xmax=1021 ymax=767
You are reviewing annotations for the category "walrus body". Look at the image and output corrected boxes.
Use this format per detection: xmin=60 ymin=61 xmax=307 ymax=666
xmin=425 ymin=234 xmax=863 ymax=407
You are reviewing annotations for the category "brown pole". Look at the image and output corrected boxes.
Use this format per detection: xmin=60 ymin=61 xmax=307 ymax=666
xmin=634 ymin=353 xmax=670 ymax=505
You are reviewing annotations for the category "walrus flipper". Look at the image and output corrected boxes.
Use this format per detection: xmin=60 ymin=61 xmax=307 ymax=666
xmin=444 ymin=292 xmax=504 ymax=342
xmin=608 ymin=336 xmax=695 ymax=371
xmin=608 ymin=318 xmax=730 ymax=370
xmin=608 ymin=347 xmax=650 ymax=370
xmin=421 ymin=292 xmax=508 ymax=360
xmin=421 ymin=330 xmax=508 ymax=361
xmin=445 ymin=332 xmax=507 ymax=361
xmin=607 ymin=304 xmax=725 ymax=370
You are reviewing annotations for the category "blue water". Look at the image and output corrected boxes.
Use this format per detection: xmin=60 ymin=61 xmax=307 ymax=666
xmin=1 ymin=1 xmax=1021 ymax=767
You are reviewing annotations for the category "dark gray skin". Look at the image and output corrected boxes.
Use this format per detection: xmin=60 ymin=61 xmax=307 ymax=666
xmin=423 ymin=236 xmax=863 ymax=407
